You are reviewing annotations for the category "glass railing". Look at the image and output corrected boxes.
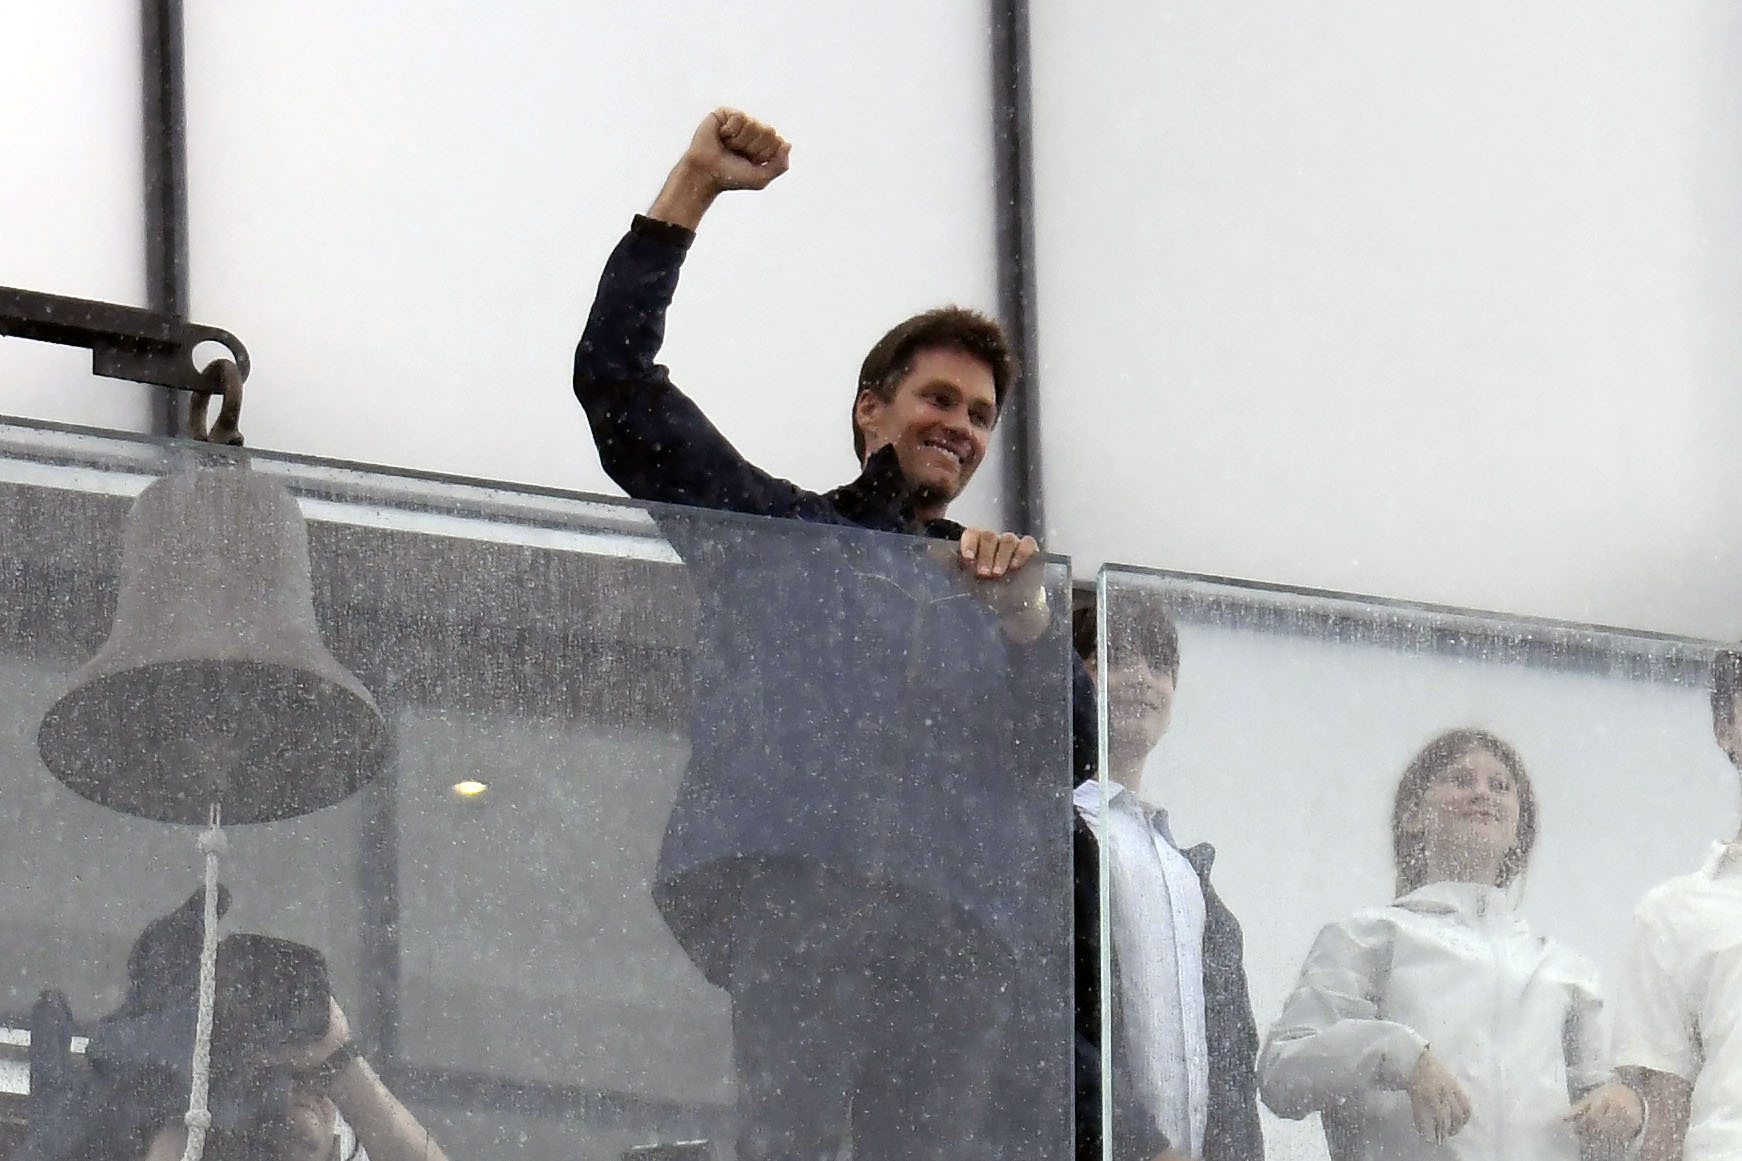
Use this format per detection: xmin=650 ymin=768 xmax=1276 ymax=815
xmin=1092 ymin=564 xmax=1721 ymax=1161
xmin=0 ymin=415 xmax=1075 ymax=1161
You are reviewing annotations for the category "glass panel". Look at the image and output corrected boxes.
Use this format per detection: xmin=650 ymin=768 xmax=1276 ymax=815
xmin=0 ymin=414 xmax=1072 ymax=1161
xmin=1093 ymin=564 xmax=1717 ymax=1160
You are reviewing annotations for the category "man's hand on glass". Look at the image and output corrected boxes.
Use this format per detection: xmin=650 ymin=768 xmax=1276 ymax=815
xmin=933 ymin=528 xmax=1049 ymax=642
xmin=955 ymin=527 xmax=1037 ymax=580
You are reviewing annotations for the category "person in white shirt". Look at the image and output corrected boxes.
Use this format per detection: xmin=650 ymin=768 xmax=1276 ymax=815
xmin=1073 ymin=599 xmax=1264 ymax=1161
xmin=1613 ymin=648 xmax=1742 ymax=1161
xmin=1259 ymin=728 xmax=1643 ymax=1160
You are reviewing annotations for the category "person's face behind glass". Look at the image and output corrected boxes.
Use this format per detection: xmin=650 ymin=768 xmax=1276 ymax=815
xmin=1411 ymin=748 xmax=1521 ymax=887
xmin=1087 ymin=653 xmax=1176 ymax=779
xmin=283 ymin=1085 xmax=337 ymax=1161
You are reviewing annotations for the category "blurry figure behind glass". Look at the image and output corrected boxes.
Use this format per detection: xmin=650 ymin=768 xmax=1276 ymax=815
xmin=1071 ymin=597 xmax=1265 ymax=1161
xmin=1611 ymin=650 xmax=1742 ymax=1161
xmin=572 ymin=110 xmax=1068 ymax=1161
xmin=139 ymin=995 xmax=445 ymax=1161
xmin=1259 ymin=730 xmax=1643 ymax=1159
xmin=19 ymin=889 xmax=453 ymax=1161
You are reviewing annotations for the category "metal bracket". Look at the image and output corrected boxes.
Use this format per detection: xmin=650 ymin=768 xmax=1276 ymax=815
xmin=0 ymin=286 xmax=249 ymax=392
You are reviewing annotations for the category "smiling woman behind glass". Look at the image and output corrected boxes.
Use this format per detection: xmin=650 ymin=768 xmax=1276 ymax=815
xmin=1258 ymin=728 xmax=1643 ymax=1160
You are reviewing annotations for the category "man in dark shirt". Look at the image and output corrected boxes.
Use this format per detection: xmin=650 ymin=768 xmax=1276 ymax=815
xmin=574 ymin=109 xmax=1074 ymax=1161
xmin=575 ymin=108 xmax=1044 ymax=590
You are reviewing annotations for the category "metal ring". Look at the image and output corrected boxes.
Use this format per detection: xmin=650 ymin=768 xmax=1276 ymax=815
xmin=190 ymin=359 xmax=246 ymax=447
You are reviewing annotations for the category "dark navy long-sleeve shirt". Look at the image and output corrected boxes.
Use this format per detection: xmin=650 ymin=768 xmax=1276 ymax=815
xmin=574 ymin=213 xmax=964 ymax=537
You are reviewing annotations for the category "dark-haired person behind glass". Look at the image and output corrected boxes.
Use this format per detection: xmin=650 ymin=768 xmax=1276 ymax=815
xmin=139 ymin=996 xmax=447 ymax=1161
xmin=1259 ymin=729 xmax=1643 ymax=1160
xmin=21 ymin=890 xmax=452 ymax=1161
xmin=1611 ymin=649 xmax=1742 ymax=1161
xmin=1072 ymin=599 xmax=1264 ymax=1161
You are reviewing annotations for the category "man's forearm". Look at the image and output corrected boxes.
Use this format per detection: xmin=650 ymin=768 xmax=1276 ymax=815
xmin=648 ymin=157 xmax=720 ymax=231
xmin=329 ymin=1056 xmax=455 ymax=1161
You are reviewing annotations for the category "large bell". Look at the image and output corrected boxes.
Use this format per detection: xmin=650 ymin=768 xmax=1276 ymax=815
xmin=37 ymin=465 xmax=387 ymax=824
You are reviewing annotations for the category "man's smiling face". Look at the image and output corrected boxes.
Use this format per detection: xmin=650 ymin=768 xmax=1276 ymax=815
xmin=854 ymin=346 xmax=998 ymax=518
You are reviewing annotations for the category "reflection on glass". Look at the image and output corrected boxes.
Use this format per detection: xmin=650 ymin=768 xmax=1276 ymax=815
xmin=21 ymin=446 xmax=405 ymax=1161
xmin=651 ymin=509 xmax=1070 ymax=1161
xmin=0 ymin=417 xmax=1072 ymax=1161
xmin=1078 ymin=588 xmax=1264 ymax=1161
xmin=1094 ymin=566 xmax=1722 ymax=1161
xmin=1608 ymin=650 xmax=1742 ymax=1161
xmin=37 ymin=463 xmax=388 ymax=825
xmin=1260 ymin=730 xmax=1640 ymax=1159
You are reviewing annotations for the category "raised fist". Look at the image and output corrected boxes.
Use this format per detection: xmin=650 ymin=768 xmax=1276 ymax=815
xmin=682 ymin=107 xmax=791 ymax=193
xmin=648 ymin=108 xmax=792 ymax=229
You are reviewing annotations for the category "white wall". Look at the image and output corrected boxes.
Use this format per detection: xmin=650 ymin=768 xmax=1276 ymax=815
xmin=11 ymin=6 xmax=1742 ymax=635
xmin=0 ymin=1 xmax=152 ymax=431
xmin=181 ymin=1 xmax=1009 ymax=531
xmin=11 ymin=1 xmax=1742 ymax=633
xmin=1035 ymin=4 xmax=1742 ymax=638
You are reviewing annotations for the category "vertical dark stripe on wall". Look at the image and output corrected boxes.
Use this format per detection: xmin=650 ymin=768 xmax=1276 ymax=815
xmin=990 ymin=0 xmax=1045 ymax=537
xmin=358 ymin=763 xmax=404 ymax=1062
xmin=140 ymin=0 xmax=190 ymax=436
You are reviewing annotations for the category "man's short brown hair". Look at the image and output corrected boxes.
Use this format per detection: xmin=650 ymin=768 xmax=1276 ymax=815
xmin=851 ymin=307 xmax=1019 ymax=461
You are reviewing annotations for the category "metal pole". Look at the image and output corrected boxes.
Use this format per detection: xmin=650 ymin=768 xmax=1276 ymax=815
xmin=358 ymin=764 xmax=404 ymax=1063
xmin=990 ymin=0 xmax=1045 ymax=538
xmin=141 ymin=0 xmax=191 ymax=436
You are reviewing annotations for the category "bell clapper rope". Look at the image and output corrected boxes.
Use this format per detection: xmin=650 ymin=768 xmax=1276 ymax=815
xmin=180 ymin=804 xmax=227 ymax=1161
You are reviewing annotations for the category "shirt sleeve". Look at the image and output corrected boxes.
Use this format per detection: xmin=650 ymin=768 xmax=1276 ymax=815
xmin=1074 ymin=823 xmax=1173 ymax=1160
xmin=1258 ymin=916 xmax=1429 ymax=1119
xmin=1612 ymin=897 xmax=1701 ymax=1083
xmin=1562 ymin=975 xmax=1616 ymax=1098
xmin=572 ymin=216 xmax=816 ymax=518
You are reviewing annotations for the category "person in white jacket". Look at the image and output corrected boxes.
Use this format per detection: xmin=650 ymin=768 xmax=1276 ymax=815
xmin=1258 ymin=728 xmax=1643 ymax=1160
